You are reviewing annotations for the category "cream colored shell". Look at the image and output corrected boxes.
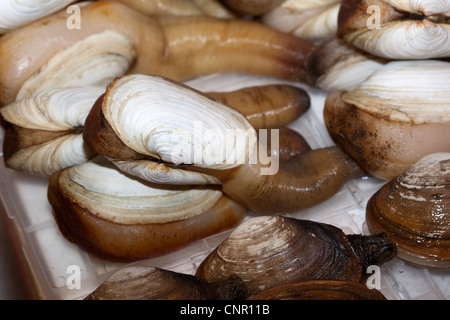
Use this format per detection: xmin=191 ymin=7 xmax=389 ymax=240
xmin=16 ymin=30 xmax=136 ymax=100
xmin=345 ymin=0 xmax=450 ymax=59
xmin=1 ymin=86 xmax=103 ymax=176
xmin=342 ymin=60 xmax=450 ymax=124
xmin=262 ymin=0 xmax=340 ymax=41
xmin=0 ymin=0 xmax=77 ymax=34
xmin=103 ymin=74 xmax=257 ymax=171
xmin=60 ymin=156 xmax=223 ymax=225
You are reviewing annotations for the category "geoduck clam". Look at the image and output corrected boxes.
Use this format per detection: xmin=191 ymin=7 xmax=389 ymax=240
xmin=83 ymin=74 xmax=364 ymax=214
xmin=195 ymin=215 xmax=396 ymax=296
xmin=337 ymin=0 xmax=450 ymax=60
xmin=48 ymin=156 xmax=246 ymax=262
xmin=324 ymin=60 xmax=450 ymax=180
xmin=366 ymin=152 xmax=450 ymax=269
xmin=0 ymin=0 xmax=313 ymax=107
xmin=0 ymin=86 xmax=103 ymax=176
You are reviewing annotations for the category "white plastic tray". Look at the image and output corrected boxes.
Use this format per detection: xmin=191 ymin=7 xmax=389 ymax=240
xmin=0 ymin=73 xmax=448 ymax=300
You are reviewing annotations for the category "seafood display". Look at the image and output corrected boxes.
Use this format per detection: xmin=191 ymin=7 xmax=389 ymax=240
xmin=0 ymin=0 xmax=448 ymax=301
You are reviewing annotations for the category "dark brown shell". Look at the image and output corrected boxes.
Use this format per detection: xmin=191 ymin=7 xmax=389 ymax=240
xmin=195 ymin=215 xmax=396 ymax=295
xmin=85 ymin=266 xmax=248 ymax=300
xmin=366 ymin=152 xmax=450 ymax=268
xmin=249 ymin=280 xmax=387 ymax=300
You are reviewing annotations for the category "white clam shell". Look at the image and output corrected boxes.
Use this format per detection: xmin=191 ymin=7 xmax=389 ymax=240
xmin=385 ymin=0 xmax=450 ymax=15
xmin=342 ymin=60 xmax=450 ymax=124
xmin=111 ymin=159 xmax=221 ymax=185
xmin=0 ymin=0 xmax=77 ymax=34
xmin=104 ymin=74 xmax=257 ymax=171
xmin=6 ymin=134 xmax=95 ymax=177
xmin=16 ymin=30 xmax=136 ymax=100
xmin=61 ymin=156 xmax=223 ymax=225
xmin=262 ymin=0 xmax=340 ymax=41
xmin=344 ymin=0 xmax=450 ymax=59
xmin=1 ymin=86 xmax=103 ymax=176
xmin=317 ymin=54 xmax=385 ymax=91
xmin=1 ymin=86 xmax=104 ymax=131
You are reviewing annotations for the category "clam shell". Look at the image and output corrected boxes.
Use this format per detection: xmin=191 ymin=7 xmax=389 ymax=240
xmin=16 ymin=30 xmax=136 ymax=100
xmin=0 ymin=0 xmax=76 ymax=34
xmin=366 ymin=153 xmax=450 ymax=268
xmin=84 ymin=266 xmax=248 ymax=300
xmin=342 ymin=60 xmax=450 ymax=124
xmin=262 ymin=0 xmax=340 ymax=41
xmin=339 ymin=0 xmax=450 ymax=59
xmin=1 ymin=86 xmax=103 ymax=176
xmin=102 ymin=74 xmax=257 ymax=171
xmin=196 ymin=215 xmax=367 ymax=295
xmin=48 ymin=156 xmax=246 ymax=261
xmin=58 ymin=156 xmax=223 ymax=225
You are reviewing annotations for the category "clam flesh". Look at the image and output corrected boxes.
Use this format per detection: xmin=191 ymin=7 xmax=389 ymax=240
xmin=85 ymin=266 xmax=248 ymax=300
xmin=366 ymin=152 xmax=450 ymax=269
xmin=195 ymin=215 xmax=396 ymax=295
xmin=324 ymin=60 xmax=450 ymax=180
xmin=48 ymin=156 xmax=246 ymax=261
xmin=337 ymin=0 xmax=450 ymax=59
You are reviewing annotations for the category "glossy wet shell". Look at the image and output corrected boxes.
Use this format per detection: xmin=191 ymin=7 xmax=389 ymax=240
xmin=366 ymin=153 xmax=450 ymax=268
xmin=195 ymin=215 xmax=364 ymax=295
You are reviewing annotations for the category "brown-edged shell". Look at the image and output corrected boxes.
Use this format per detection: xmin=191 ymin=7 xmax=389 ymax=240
xmin=85 ymin=266 xmax=248 ymax=300
xmin=195 ymin=215 xmax=396 ymax=295
xmin=249 ymin=279 xmax=387 ymax=300
xmin=366 ymin=152 xmax=450 ymax=269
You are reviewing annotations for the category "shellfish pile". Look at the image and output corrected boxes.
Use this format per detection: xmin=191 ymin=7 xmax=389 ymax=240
xmin=0 ymin=0 xmax=448 ymax=300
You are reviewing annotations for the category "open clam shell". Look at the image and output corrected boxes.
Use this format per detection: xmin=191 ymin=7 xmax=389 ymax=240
xmin=366 ymin=153 xmax=450 ymax=269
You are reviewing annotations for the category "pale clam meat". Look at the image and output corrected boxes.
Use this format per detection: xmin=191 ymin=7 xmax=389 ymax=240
xmin=0 ymin=0 xmax=77 ymax=34
xmin=48 ymin=156 xmax=246 ymax=261
xmin=338 ymin=0 xmax=450 ymax=59
xmin=324 ymin=60 xmax=450 ymax=180
xmin=366 ymin=153 xmax=450 ymax=269
xmin=16 ymin=30 xmax=136 ymax=101
xmin=195 ymin=215 xmax=396 ymax=295
xmin=1 ymin=86 xmax=103 ymax=176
